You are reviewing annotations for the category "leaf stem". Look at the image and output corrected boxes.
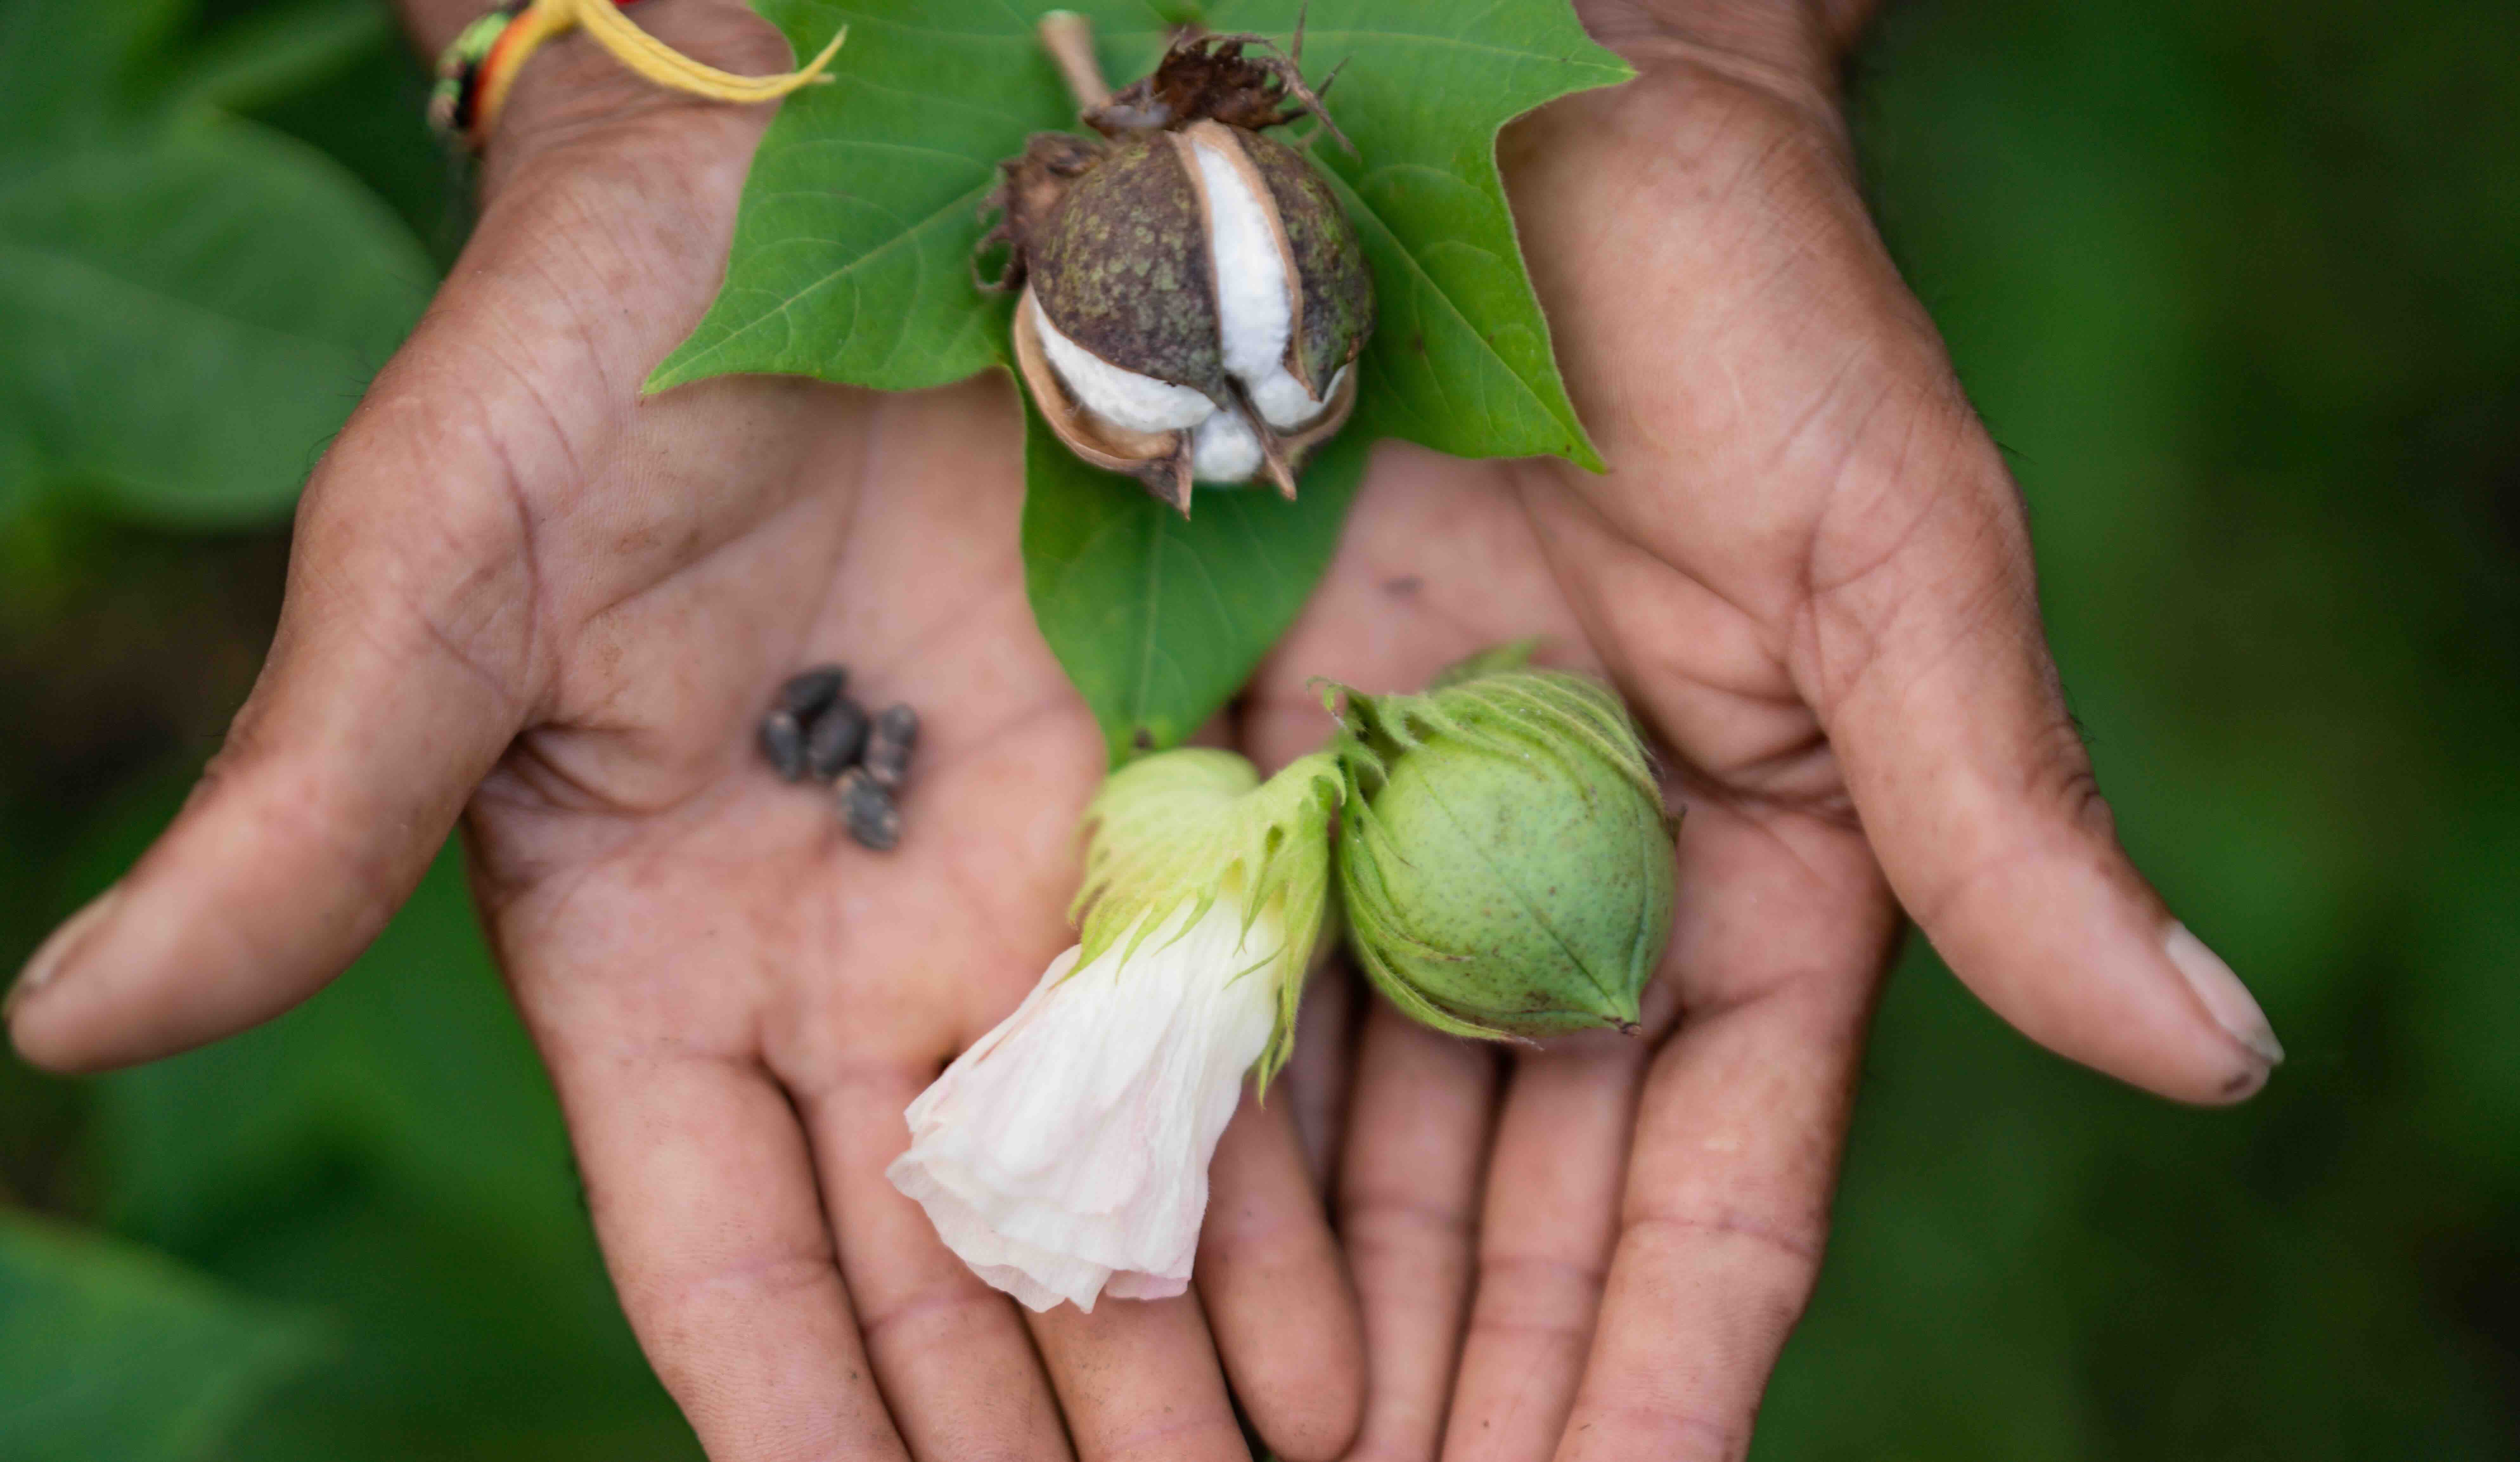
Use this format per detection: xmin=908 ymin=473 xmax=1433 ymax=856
xmin=1038 ymin=11 xmax=1112 ymax=112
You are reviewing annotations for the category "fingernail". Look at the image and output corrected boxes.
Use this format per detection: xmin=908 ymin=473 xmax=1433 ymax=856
xmin=6 ymin=882 xmax=125 ymax=1023
xmin=2164 ymin=922 xmax=2284 ymax=1069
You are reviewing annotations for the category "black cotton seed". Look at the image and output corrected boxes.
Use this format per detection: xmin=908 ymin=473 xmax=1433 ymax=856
xmin=779 ymin=665 xmax=847 ymax=718
xmin=864 ymin=704 xmax=918 ymax=789
xmin=805 ymin=698 xmax=869 ymax=781
xmin=836 ymin=769 xmax=900 ymax=851
xmin=758 ymin=708 xmax=807 ymax=782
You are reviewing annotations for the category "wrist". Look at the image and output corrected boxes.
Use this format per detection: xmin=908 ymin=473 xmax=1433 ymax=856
xmin=406 ymin=0 xmax=832 ymax=191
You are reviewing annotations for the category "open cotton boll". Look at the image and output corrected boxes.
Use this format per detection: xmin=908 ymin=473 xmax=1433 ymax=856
xmin=887 ymin=896 xmax=1283 ymax=1312
xmin=1030 ymin=292 xmax=1218 ymax=435
xmin=983 ymin=34 xmax=1375 ymax=507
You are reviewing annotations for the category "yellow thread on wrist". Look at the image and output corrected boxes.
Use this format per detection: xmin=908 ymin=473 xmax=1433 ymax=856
xmin=469 ymin=0 xmax=845 ymax=146
xmin=574 ymin=0 xmax=846 ymax=103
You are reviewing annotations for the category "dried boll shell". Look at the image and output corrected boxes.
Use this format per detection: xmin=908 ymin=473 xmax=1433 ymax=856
xmin=1029 ymin=135 xmax=1231 ymax=407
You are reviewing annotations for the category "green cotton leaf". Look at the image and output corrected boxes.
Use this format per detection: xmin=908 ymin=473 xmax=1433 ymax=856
xmin=658 ymin=0 xmax=1625 ymax=754
xmin=1023 ymin=399 xmax=1367 ymax=764
xmin=656 ymin=0 xmax=1624 ymax=458
xmin=1276 ymin=6 xmax=1624 ymax=468
xmin=0 ymin=1212 xmax=327 ymax=1462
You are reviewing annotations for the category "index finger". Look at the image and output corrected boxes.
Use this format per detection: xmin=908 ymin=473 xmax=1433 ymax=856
xmin=1550 ymin=798 xmax=1889 ymax=1462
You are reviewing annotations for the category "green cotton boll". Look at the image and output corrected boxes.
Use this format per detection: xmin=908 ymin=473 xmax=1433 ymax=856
xmin=1329 ymin=647 xmax=1678 ymax=1040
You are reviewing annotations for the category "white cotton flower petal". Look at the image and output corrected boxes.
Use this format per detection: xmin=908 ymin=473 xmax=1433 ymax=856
xmin=886 ymin=899 xmax=1283 ymax=1312
xmin=1031 ymin=292 xmax=1217 ymax=434
xmin=1190 ymin=409 xmax=1263 ymax=482
xmin=1188 ymin=131 xmax=1295 ymax=396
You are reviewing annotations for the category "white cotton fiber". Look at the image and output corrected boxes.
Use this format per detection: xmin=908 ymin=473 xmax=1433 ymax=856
xmin=1190 ymin=409 xmax=1264 ymax=482
xmin=1189 ymin=132 xmax=1324 ymax=431
xmin=1032 ymin=293 xmax=1217 ymax=435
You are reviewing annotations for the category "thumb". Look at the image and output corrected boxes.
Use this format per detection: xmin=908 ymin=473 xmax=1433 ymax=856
xmin=5 ymin=386 xmax=535 ymax=1071
xmin=1809 ymin=414 xmax=2283 ymax=1104
xmin=7 ymin=3 xmax=786 ymax=1071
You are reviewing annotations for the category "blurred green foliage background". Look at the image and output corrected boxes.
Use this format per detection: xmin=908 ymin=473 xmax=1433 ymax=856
xmin=1 ymin=0 xmax=2513 ymax=1457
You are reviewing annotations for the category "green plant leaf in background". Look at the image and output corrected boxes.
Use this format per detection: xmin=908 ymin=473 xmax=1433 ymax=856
xmin=0 ymin=1211 xmax=327 ymax=1462
xmin=651 ymin=0 xmax=1627 ymax=758
xmin=0 ymin=0 xmax=431 ymax=530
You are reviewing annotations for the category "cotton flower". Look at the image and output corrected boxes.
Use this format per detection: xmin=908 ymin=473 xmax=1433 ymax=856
xmin=887 ymin=748 xmax=1340 ymax=1312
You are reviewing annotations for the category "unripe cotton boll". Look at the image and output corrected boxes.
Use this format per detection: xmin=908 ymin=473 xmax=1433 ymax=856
xmin=982 ymin=29 xmax=1374 ymax=512
xmin=1328 ymin=647 xmax=1679 ymax=1040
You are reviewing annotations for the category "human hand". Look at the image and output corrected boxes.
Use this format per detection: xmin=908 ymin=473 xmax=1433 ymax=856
xmin=1242 ymin=2 xmax=2285 ymax=1457
xmin=5 ymin=3 xmax=1363 ymax=1459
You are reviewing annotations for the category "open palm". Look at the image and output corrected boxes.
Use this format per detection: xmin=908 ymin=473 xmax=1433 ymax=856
xmin=8 ymin=3 xmax=2280 ymax=1462
xmin=9 ymin=4 xmax=1361 ymax=1460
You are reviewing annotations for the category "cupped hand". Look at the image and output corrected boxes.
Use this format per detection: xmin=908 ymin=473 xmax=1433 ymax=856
xmin=1242 ymin=2 xmax=2285 ymax=1458
xmin=5 ymin=3 xmax=1363 ymax=1459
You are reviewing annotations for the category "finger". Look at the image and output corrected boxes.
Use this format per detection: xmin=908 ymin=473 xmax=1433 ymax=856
xmin=1027 ymin=1293 xmax=1251 ymax=1462
xmin=1554 ymin=798 xmax=1886 ymax=1462
xmin=546 ymin=1041 xmax=909 ymax=1462
xmin=1558 ymin=995 xmax=1861 ymax=1462
xmin=1501 ymin=72 xmax=2278 ymax=1104
xmin=1336 ymin=1002 xmax=1499 ymax=1462
xmin=1439 ymin=1041 xmax=1645 ymax=1462
xmin=1281 ymin=959 xmax=1359 ymax=1190
xmin=1803 ymin=420 xmax=2285 ymax=1102
xmin=4 ymin=416 xmax=531 ymax=1068
xmin=5 ymin=13 xmax=782 ymax=1072
xmin=798 ymin=1065 xmax=1072 ymax=1462
xmin=1197 ymin=1087 xmax=1364 ymax=1462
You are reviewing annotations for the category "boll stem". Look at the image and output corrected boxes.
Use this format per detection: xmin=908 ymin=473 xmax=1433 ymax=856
xmin=1037 ymin=11 xmax=1114 ymax=112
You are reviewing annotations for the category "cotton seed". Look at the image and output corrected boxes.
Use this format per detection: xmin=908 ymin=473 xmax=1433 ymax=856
xmin=806 ymin=698 xmax=869 ymax=781
xmin=837 ymin=769 xmax=901 ymax=851
xmin=864 ymin=704 xmax=918 ymax=790
xmin=780 ymin=665 xmax=847 ymax=718
xmin=759 ymin=708 xmax=807 ymax=782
